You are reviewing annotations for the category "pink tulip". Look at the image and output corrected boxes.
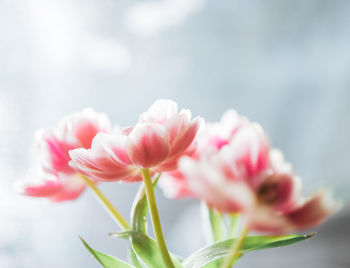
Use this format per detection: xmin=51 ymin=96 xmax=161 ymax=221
xmin=17 ymin=108 xmax=111 ymax=202
xmin=176 ymin=111 xmax=341 ymax=233
xmin=160 ymin=109 xmax=266 ymax=199
xmin=69 ymin=99 xmax=203 ymax=182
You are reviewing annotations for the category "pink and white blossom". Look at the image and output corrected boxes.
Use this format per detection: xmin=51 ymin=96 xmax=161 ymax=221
xmin=17 ymin=108 xmax=111 ymax=202
xmin=69 ymin=99 xmax=203 ymax=182
xmin=173 ymin=110 xmax=340 ymax=233
xmin=160 ymin=109 xmax=267 ymax=199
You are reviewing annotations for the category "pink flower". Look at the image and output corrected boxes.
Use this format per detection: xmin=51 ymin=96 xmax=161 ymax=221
xmin=160 ymin=110 xmax=267 ymax=199
xmin=17 ymin=108 xmax=111 ymax=202
xmin=69 ymin=99 xmax=203 ymax=182
xmin=176 ymin=111 xmax=341 ymax=233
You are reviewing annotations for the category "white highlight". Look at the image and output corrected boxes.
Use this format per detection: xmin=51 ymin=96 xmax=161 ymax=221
xmin=125 ymin=0 xmax=205 ymax=37
xmin=27 ymin=0 xmax=132 ymax=73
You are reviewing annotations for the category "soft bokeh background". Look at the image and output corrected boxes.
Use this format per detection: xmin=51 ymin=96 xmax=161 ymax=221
xmin=1 ymin=0 xmax=349 ymax=267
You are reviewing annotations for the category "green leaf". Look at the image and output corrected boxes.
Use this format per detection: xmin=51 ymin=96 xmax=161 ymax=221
xmin=130 ymin=184 xmax=148 ymax=234
xmin=112 ymin=231 xmax=183 ymax=268
xmin=129 ymin=248 xmax=146 ymax=268
xmin=80 ymin=237 xmax=134 ymax=268
xmin=182 ymin=233 xmax=315 ymax=268
xmin=129 ymin=174 xmax=161 ymax=267
xmin=130 ymin=174 xmax=161 ymax=234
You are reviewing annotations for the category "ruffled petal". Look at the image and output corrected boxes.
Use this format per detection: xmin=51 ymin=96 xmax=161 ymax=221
xmin=246 ymin=206 xmax=294 ymax=233
xmin=57 ymin=108 xmax=111 ymax=148
xmin=165 ymin=113 xmax=203 ymax=158
xmin=249 ymin=188 xmax=341 ymax=234
xmin=196 ymin=109 xmax=248 ymax=152
xmin=256 ymin=174 xmax=302 ymax=213
xmin=21 ymin=179 xmax=63 ymax=198
xmin=139 ymin=99 xmax=178 ymax=124
xmin=69 ymin=132 xmax=141 ymax=182
xmin=16 ymin=172 xmax=86 ymax=202
xmin=180 ymin=156 xmax=255 ymax=214
xmin=38 ymin=130 xmax=76 ymax=174
xmin=50 ymin=174 xmax=87 ymax=202
xmin=222 ymin=123 xmax=270 ymax=186
xmin=286 ymin=188 xmax=342 ymax=230
xmin=126 ymin=123 xmax=170 ymax=168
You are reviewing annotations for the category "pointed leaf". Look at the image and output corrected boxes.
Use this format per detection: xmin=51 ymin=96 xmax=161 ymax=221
xmin=80 ymin=237 xmax=134 ymax=268
xmin=183 ymin=233 xmax=314 ymax=268
xmin=129 ymin=248 xmax=146 ymax=268
xmin=130 ymin=184 xmax=148 ymax=234
xmin=129 ymin=174 xmax=161 ymax=267
xmin=112 ymin=231 xmax=182 ymax=268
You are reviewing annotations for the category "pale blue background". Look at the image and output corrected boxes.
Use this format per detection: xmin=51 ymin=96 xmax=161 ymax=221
xmin=0 ymin=0 xmax=349 ymax=267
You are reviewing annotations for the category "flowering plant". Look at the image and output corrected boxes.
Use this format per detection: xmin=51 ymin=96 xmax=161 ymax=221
xmin=17 ymin=100 xmax=341 ymax=268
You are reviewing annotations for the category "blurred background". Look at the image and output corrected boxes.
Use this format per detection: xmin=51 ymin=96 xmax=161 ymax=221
xmin=1 ymin=0 xmax=349 ymax=267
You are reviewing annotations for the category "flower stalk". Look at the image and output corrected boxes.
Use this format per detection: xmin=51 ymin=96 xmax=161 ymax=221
xmin=222 ymin=226 xmax=249 ymax=268
xmin=79 ymin=174 xmax=130 ymax=230
xmin=141 ymin=168 xmax=175 ymax=268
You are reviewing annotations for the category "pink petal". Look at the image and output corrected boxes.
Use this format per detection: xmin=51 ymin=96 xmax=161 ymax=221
xmin=69 ymin=133 xmax=141 ymax=182
xmin=196 ymin=109 xmax=248 ymax=152
xmin=246 ymin=206 xmax=293 ymax=234
xmin=50 ymin=174 xmax=86 ymax=202
xmin=155 ymin=142 xmax=198 ymax=172
xmin=51 ymin=188 xmax=85 ymax=202
xmin=256 ymin=174 xmax=302 ymax=213
xmin=126 ymin=123 xmax=170 ymax=168
xmin=159 ymin=170 xmax=193 ymax=199
xmin=250 ymin=189 xmax=341 ymax=234
xmin=37 ymin=130 xmax=74 ymax=174
xmin=223 ymin=124 xmax=270 ymax=186
xmin=18 ymin=172 xmax=86 ymax=202
xmin=165 ymin=114 xmax=203 ymax=158
xmin=286 ymin=188 xmax=341 ymax=230
xmin=180 ymin=156 xmax=255 ymax=214
xmin=58 ymin=108 xmax=111 ymax=148
xmin=74 ymin=122 xmax=102 ymax=149
xmin=22 ymin=180 xmax=63 ymax=197
xmin=207 ymin=136 xmax=230 ymax=150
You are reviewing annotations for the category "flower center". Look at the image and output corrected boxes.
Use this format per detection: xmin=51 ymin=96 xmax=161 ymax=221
xmin=257 ymin=178 xmax=280 ymax=205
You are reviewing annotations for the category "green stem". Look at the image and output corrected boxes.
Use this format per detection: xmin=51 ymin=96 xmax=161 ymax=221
xmin=229 ymin=214 xmax=240 ymax=238
xmin=141 ymin=169 xmax=175 ymax=268
xmin=221 ymin=226 xmax=249 ymax=268
xmin=79 ymin=174 xmax=130 ymax=230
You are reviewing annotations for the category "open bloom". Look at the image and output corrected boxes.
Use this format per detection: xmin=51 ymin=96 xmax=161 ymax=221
xmin=160 ymin=109 xmax=262 ymax=199
xmin=17 ymin=108 xmax=111 ymax=202
xmin=176 ymin=111 xmax=341 ymax=233
xmin=69 ymin=99 xmax=203 ymax=182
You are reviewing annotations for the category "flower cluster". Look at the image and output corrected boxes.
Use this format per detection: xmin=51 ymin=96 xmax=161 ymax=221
xmin=69 ymin=99 xmax=202 ymax=182
xmin=17 ymin=99 xmax=341 ymax=268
